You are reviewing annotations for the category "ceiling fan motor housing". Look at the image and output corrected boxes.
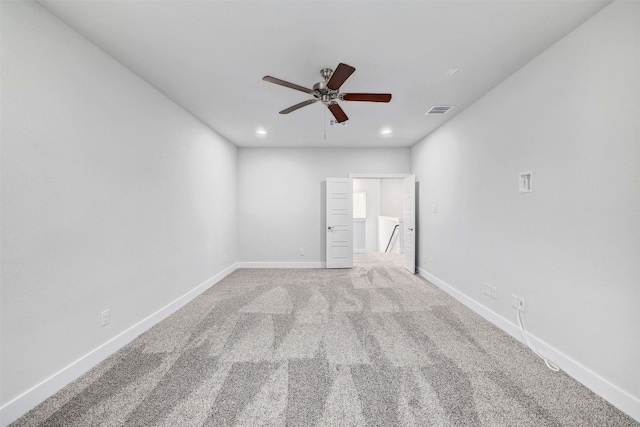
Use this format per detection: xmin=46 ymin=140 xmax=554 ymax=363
xmin=313 ymin=79 xmax=339 ymax=104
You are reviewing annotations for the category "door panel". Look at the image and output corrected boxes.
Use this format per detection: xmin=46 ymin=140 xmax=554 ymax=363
xmin=404 ymin=175 xmax=416 ymax=273
xmin=326 ymin=177 xmax=353 ymax=269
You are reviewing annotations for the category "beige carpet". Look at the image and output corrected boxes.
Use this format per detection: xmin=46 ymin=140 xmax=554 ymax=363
xmin=12 ymin=253 xmax=637 ymax=426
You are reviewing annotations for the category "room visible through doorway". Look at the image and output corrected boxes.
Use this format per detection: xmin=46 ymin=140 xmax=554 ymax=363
xmin=352 ymin=177 xmax=405 ymax=255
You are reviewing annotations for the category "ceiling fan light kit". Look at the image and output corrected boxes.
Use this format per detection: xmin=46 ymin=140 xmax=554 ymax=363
xmin=263 ymin=63 xmax=392 ymax=124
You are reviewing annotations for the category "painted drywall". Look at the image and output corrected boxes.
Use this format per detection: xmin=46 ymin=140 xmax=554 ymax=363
xmin=238 ymin=148 xmax=410 ymax=264
xmin=380 ymin=179 xmax=404 ymax=218
xmin=411 ymin=0 xmax=639 ymax=411
xmin=0 ymin=0 xmax=238 ymax=409
xmin=353 ymin=219 xmax=366 ymax=252
xmin=353 ymin=179 xmax=381 ymax=253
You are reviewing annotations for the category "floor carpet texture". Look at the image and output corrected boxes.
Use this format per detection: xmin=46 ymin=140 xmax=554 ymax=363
xmin=12 ymin=253 xmax=637 ymax=426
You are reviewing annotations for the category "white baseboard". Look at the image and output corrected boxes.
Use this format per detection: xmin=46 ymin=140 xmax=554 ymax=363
xmin=238 ymin=261 xmax=326 ymax=268
xmin=417 ymin=267 xmax=640 ymax=423
xmin=0 ymin=263 xmax=238 ymax=427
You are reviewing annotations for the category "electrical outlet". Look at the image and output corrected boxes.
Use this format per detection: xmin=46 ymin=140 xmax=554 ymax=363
xmin=484 ymin=283 xmax=498 ymax=299
xmin=433 ymin=204 xmax=438 ymax=213
xmin=223 ymin=254 xmax=227 ymax=265
xmin=483 ymin=283 xmax=491 ymax=296
xmin=511 ymin=295 xmax=526 ymax=311
xmin=518 ymin=297 xmax=525 ymax=312
xmin=300 ymin=249 xmax=305 ymax=256
xmin=101 ymin=309 xmax=110 ymax=326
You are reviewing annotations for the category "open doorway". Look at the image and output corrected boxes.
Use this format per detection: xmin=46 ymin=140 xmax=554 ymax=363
xmin=326 ymin=173 xmax=415 ymax=272
xmin=352 ymin=177 xmax=404 ymax=254
xmin=348 ymin=173 xmax=415 ymax=272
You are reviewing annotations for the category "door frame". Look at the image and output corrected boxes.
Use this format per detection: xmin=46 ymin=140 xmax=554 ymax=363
xmin=403 ymin=175 xmax=416 ymax=273
xmin=348 ymin=173 xmax=411 ymax=180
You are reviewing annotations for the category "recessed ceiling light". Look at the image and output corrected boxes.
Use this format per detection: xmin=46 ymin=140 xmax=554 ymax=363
xmin=446 ymin=67 xmax=460 ymax=76
xmin=255 ymin=128 xmax=267 ymax=136
xmin=381 ymin=128 xmax=393 ymax=136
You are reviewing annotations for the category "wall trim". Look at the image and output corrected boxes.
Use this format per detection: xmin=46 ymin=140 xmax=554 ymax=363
xmin=238 ymin=261 xmax=326 ymax=269
xmin=0 ymin=263 xmax=239 ymax=427
xmin=417 ymin=267 xmax=640 ymax=423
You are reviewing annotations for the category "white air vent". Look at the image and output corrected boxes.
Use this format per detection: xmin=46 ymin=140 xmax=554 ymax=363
xmin=426 ymin=106 xmax=454 ymax=115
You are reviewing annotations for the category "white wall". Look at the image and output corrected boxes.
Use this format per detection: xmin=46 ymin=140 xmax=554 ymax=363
xmin=412 ymin=0 xmax=639 ymax=416
xmin=353 ymin=219 xmax=366 ymax=252
xmin=380 ymin=179 xmax=404 ymax=218
xmin=238 ymin=148 xmax=410 ymax=265
xmin=353 ymin=179 xmax=381 ymax=253
xmin=0 ymin=0 xmax=238 ymax=413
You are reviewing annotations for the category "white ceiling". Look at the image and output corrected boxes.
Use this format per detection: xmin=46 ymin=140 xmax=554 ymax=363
xmin=38 ymin=0 xmax=610 ymax=148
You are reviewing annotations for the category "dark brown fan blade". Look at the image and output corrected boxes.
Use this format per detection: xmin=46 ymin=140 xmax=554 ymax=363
xmin=342 ymin=93 xmax=392 ymax=103
xmin=327 ymin=103 xmax=349 ymax=123
xmin=327 ymin=63 xmax=356 ymax=90
xmin=279 ymin=99 xmax=318 ymax=114
xmin=263 ymin=76 xmax=314 ymax=94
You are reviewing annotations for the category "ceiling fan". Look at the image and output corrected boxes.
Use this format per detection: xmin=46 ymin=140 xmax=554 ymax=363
xmin=263 ymin=63 xmax=392 ymax=123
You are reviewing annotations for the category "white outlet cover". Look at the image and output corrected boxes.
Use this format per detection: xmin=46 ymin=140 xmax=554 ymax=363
xmin=101 ymin=309 xmax=110 ymax=326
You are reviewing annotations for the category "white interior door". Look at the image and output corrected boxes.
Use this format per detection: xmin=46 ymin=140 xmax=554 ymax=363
xmin=326 ymin=177 xmax=353 ymax=269
xmin=404 ymin=175 xmax=416 ymax=273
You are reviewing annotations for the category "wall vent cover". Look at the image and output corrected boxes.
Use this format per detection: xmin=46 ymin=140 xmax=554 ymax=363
xmin=426 ymin=105 xmax=454 ymax=115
